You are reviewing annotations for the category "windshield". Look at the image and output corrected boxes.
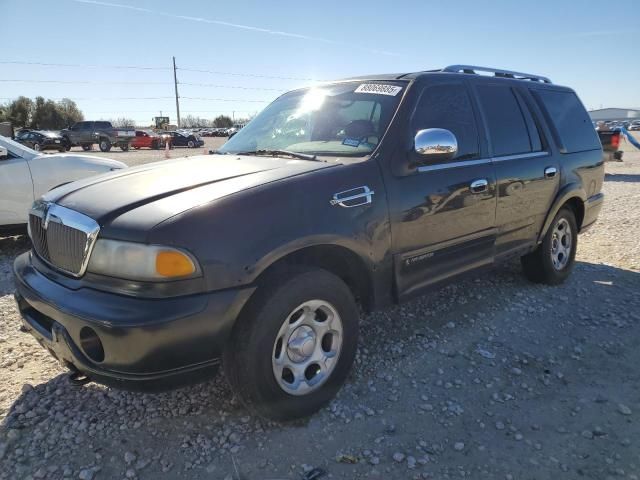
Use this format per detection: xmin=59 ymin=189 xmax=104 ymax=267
xmin=219 ymin=81 xmax=406 ymax=157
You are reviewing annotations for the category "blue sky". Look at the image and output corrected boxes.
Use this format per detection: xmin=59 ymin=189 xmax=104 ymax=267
xmin=3 ymin=0 xmax=639 ymax=125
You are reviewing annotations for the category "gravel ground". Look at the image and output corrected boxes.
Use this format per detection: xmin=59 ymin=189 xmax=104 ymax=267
xmin=0 ymin=137 xmax=639 ymax=480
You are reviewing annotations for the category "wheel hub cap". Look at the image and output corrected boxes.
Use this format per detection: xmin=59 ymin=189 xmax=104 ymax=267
xmin=287 ymin=325 xmax=316 ymax=362
xmin=272 ymin=300 xmax=343 ymax=396
xmin=550 ymin=218 xmax=572 ymax=270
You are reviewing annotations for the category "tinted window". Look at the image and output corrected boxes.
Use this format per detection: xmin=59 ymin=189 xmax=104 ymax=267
xmin=532 ymin=89 xmax=600 ymax=153
xmin=94 ymin=121 xmax=111 ymax=129
xmin=412 ymin=83 xmax=479 ymax=160
xmin=477 ymin=85 xmax=532 ymax=156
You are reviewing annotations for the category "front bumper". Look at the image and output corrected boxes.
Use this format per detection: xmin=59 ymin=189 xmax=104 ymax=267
xmin=13 ymin=252 xmax=254 ymax=391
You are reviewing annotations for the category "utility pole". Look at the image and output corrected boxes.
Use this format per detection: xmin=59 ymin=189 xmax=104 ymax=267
xmin=172 ymin=56 xmax=181 ymax=128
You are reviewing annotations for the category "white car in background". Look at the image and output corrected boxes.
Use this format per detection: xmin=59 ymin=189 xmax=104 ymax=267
xmin=0 ymin=135 xmax=126 ymax=235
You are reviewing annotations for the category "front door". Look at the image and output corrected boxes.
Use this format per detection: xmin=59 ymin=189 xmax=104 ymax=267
xmin=385 ymin=81 xmax=497 ymax=300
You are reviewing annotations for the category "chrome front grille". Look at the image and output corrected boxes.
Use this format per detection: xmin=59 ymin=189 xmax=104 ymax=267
xmin=29 ymin=202 xmax=100 ymax=277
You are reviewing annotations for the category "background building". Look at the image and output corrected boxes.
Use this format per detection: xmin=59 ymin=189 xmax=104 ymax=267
xmin=589 ymin=108 xmax=640 ymax=121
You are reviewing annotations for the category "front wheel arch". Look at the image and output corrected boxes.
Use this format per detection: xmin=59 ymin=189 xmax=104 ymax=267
xmin=251 ymin=244 xmax=375 ymax=313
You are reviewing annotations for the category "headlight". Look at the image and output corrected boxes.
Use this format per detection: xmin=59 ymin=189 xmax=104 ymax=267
xmin=87 ymin=239 xmax=199 ymax=281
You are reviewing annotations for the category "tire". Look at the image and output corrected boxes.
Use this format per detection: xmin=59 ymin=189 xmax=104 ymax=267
xmin=151 ymin=140 xmax=159 ymax=150
xmin=64 ymin=144 xmax=71 ymax=151
xmin=223 ymin=267 xmax=359 ymax=421
xmin=120 ymin=143 xmax=130 ymax=152
xmin=81 ymin=144 xmax=92 ymax=151
xmin=521 ymin=207 xmax=578 ymax=285
xmin=33 ymin=143 xmax=41 ymax=152
xmin=187 ymin=140 xmax=195 ymax=148
xmin=99 ymin=138 xmax=112 ymax=152
xmin=133 ymin=146 xmax=140 ymax=150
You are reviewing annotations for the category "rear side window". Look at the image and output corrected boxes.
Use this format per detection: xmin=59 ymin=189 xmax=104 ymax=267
xmin=94 ymin=121 xmax=111 ymax=129
xmin=412 ymin=83 xmax=479 ymax=160
xmin=532 ymin=89 xmax=600 ymax=153
xmin=476 ymin=85 xmax=533 ymax=157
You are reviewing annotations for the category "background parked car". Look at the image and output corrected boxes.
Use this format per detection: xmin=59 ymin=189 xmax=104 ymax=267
xmin=0 ymin=135 xmax=126 ymax=234
xmin=162 ymin=131 xmax=204 ymax=148
xmin=61 ymin=121 xmax=135 ymax=152
xmin=15 ymin=130 xmax=67 ymax=152
xmin=131 ymin=130 xmax=164 ymax=149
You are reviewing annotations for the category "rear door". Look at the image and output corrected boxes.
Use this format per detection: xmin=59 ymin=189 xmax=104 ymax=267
xmin=473 ymin=81 xmax=559 ymax=259
xmin=387 ymin=80 xmax=497 ymax=299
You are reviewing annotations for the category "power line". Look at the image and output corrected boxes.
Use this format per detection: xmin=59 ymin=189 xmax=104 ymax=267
xmin=177 ymin=67 xmax=316 ymax=81
xmin=0 ymin=61 xmax=169 ymax=70
xmin=0 ymin=60 xmax=319 ymax=81
xmin=0 ymin=78 xmax=285 ymax=92
xmin=0 ymin=79 xmax=171 ymax=85
xmin=181 ymin=96 xmax=269 ymax=103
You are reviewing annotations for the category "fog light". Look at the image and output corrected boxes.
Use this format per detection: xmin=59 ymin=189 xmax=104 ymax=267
xmin=79 ymin=327 xmax=105 ymax=363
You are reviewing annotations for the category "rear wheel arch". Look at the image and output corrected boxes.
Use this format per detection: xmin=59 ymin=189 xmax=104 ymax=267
xmin=539 ymin=185 xmax=587 ymax=241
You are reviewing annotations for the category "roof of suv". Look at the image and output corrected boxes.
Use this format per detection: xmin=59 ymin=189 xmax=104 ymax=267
xmin=340 ymin=65 xmax=556 ymax=86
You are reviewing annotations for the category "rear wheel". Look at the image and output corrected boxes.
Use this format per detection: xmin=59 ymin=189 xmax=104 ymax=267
xmin=223 ymin=267 xmax=359 ymax=421
xmin=120 ymin=143 xmax=130 ymax=152
xmin=521 ymin=207 xmax=577 ymax=285
xmin=99 ymin=138 xmax=112 ymax=152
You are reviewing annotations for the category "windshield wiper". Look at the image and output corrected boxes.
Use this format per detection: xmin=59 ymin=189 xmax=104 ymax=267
xmin=233 ymin=149 xmax=320 ymax=161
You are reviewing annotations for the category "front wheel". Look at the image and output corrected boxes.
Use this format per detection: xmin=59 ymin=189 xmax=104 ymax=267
xmin=33 ymin=143 xmax=41 ymax=151
xmin=223 ymin=267 xmax=359 ymax=421
xmin=521 ymin=207 xmax=577 ymax=285
xmin=120 ymin=143 xmax=130 ymax=152
xmin=187 ymin=140 xmax=195 ymax=148
xmin=99 ymin=138 xmax=112 ymax=152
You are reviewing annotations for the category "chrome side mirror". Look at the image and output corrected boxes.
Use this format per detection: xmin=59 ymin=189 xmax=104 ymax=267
xmin=414 ymin=128 xmax=458 ymax=162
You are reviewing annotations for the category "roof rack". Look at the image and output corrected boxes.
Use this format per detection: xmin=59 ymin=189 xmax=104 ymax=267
xmin=442 ymin=65 xmax=552 ymax=84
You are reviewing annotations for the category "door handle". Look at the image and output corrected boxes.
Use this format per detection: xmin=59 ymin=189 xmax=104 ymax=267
xmin=544 ymin=166 xmax=557 ymax=178
xmin=470 ymin=178 xmax=488 ymax=194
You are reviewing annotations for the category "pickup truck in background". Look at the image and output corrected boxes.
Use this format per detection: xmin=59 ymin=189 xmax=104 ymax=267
xmin=61 ymin=121 xmax=135 ymax=152
xmin=597 ymin=130 xmax=623 ymax=162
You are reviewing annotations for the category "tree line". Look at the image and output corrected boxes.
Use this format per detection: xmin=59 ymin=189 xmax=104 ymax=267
xmin=0 ymin=96 xmax=84 ymax=130
xmin=0 ymin=96 xmax=250 ymax=130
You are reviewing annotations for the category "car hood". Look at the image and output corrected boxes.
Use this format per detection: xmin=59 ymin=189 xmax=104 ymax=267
xmin=34 ymin=153 xmax=126 ymax=169
xmin=44 ymin=154 xmax=336 ymax=238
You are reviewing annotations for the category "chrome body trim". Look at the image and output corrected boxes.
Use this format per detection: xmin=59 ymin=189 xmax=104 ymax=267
xmin=417 ymin=158 xmax=491 ymax=173
xmin=330 ymin=186 xmax=375 ymax=208
xmin=29 ymin=201 xmax=100 ymax=277
xmin=470 ymin=178 xmax=489 ymax=193
xmin=491 ymin=151 xmax=549 ymax=162
xmin=417 ymin=151 xmax=550 ymax=173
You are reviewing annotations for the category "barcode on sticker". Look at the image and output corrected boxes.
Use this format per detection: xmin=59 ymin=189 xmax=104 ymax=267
xmin=354 ymin=84 xmax=403 ymax=96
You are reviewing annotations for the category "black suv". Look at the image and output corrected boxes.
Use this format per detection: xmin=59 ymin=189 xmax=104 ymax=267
xmin=14 ymin=65 xmax=604 ymax=420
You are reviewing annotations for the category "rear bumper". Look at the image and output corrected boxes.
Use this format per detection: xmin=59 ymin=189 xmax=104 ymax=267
xmin=13 ymin=252 xmax=254 ymax=391
xmin=581 ymin=192 xmax=604 ymax=232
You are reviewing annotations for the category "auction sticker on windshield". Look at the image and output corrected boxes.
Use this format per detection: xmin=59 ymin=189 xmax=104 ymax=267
xmin=354 ymin=84 xmax=403 ymax=96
